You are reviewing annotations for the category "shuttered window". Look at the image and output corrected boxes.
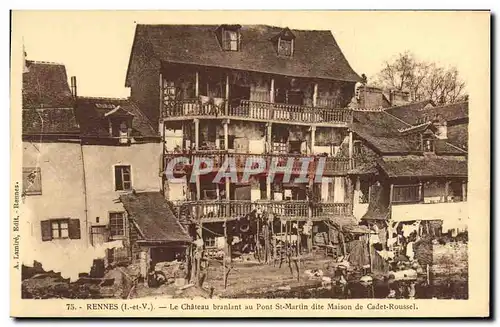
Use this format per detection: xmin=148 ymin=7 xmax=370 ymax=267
xmin=114 ymin=165 xmax=132 ymax=191
xmin=22 ymin=167 xmax=42 ymax=195
xmin=109 ymin=212 xmax=125 ymax=238
xmin=41 ymin=219 xmax=81 ymax=241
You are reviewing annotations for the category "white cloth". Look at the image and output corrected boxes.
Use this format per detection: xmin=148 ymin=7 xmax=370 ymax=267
xmin=406 ymin=242 xmax=415 ymax=261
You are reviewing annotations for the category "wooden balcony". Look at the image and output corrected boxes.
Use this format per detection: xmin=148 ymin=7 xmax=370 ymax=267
xmin=162 ymin=151 xmax=354 ymax=176
xmin=161 ymin=99 xmax=352 ymax=126
xmin=173 ymin=200 xmax=350 ymax=223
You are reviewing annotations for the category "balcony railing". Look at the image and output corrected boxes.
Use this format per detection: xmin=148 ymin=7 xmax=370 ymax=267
xmin=173 ymin=200 xmax=350 ymax=222
xmin=162 ymin=99 xmax=352 ymax=125
xmin=163 ymin=151 xmax=354 ymax=176
xmin=392 ymin=184 xmax=422 ymax=204
xmin=312 ymin=202 xmax=350 ymax=218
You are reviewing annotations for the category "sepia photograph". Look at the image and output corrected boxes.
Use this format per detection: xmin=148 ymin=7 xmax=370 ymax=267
xmin=9 ymin=10 xmax=490 ymax=318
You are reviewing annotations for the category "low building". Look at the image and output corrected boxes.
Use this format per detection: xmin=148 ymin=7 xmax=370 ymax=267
xmin=21 ymin=61 xmax=90 ymax=276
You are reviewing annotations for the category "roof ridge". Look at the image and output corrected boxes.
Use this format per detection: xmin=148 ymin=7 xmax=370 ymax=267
xmin=384 ymin=99 xmax=433 ymax=110
xmin=382 ymin=110 xmax=412 ymax=127
xmin=26 ymin=60 xmax=65 ymax=66
xmin=398 ymin=121 xmax=431 ymax=133
xmin=445 ymin=141 xmax=468 ymax=153
xmin=78 ymin=96 xmax=129 ymax=101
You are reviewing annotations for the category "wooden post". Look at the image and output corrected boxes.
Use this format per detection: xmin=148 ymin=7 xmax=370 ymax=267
xmin=256 ymin=216 xmax=261 ymax=262
xmin=266 ymin=122 xmax=272 ymax=154
xmin=444 ymin=180 xmax=450 ymax=203
xmin=271 ymin=217 xmax=276 ymax=264
xmin=159 ymin=72 xmax=164 ymax=122
xmin=270 ymin=78 xmax=275 ymax=103
xmin=270 ymin=78 xmax=275 ymax=120
xmin=194 ymin=118 xmax=200 ymax=151
xmin=367 ymin=232 xmax=373 ymax=274
xmin=462 ymin=181 xmax=467 ymax=201
xmin=223 ymin=120 xmax=229 ymax=151
xmin=389 ymin=183 xmax=394 ymax=205
xmin=313 ymin=83 xmax=318 ymax=107
xmin=195 ymin=71 xmax=199 ymax=97
xmin=418 ymin=182 xmax=423 ymax=202
xmin=310 ymin=126 xmax=316 ymax=155
xmin=223 ymin=219 xmax=227 ymax=289
xmin=348 ymin=130 xmax=353 ymax=169
xmin=225 ymin=74 xmax=230 ymax=116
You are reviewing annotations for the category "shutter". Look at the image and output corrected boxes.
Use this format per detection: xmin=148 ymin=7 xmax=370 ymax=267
xmin=41 ymin=220 xmax=52 ymax=241
xmin=68 ymin=219 xmax=81 ymax=239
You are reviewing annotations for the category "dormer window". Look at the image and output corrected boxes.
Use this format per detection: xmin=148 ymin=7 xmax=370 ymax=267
xmin=422 ymin=134 xmax=435 ymax=152
xmin=223 ymin=29 xmax=239 ymax=51
xmin=217 ymin=25 xmax=241 ymax=52
xmin=274 ymin=27 xmax=296 ymax=57
xmin=104 ymin=106 xmax=135 ymax=144
xmin=278 ymin=38 xmax=293 ymax=56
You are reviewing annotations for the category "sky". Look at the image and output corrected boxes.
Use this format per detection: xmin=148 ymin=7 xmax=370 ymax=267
xmin=13 ymin=10 xmax=489 ymax=98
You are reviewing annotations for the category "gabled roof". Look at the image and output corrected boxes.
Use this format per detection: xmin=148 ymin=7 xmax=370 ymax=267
xmin=22 ymin=61 xmax=79 ymax=136
xmin=125 ymin=24 xmax=362 ymax=86
xmin=119 ymin=192 xmax=192 ymax=243
xmin=383 ymin=99 xmax=436 ymax=125
xmin=379 ymin=156 xmax=468 ymax=178
xmin=22 ymin=61 xmax=74 ymax=109
xmin=75 ymin=97 xmax=157 ymax=138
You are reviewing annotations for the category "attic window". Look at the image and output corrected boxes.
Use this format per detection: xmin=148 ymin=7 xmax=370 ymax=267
xmin=422 ymin=134 xmax=435 ymax=152
xmin=275 ymin=28 xmax=295 ymax=57
xmin=278 ymin=38 xmax=293 ymax=56
xmin=222 ymin=28 xmax=240 ymax=51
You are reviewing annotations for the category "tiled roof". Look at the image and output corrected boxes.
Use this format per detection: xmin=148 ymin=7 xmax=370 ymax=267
xmin=119 ymin=192 xmax=192 ymax=243
xmin=384 ymin=100 xmax=469 ymax=126
xmin=351 ymin=111 xmax=419 ymax=154
xmin=379 ymin=156 xmax=468 ymax=178
xmin=351 ymin=110 xmax=466 ymax=155
xmin=126 ymin=24 xmax=362 ymax=85
xmin=22 ymin=108 xmax=80 ymax=135
xmin=22 ymin=61 xmax=79 ymax=135
xmin=75 ymin=97 xmax=157 ymax=138
xmin=22 ymin=61 xmax=74 ymax=109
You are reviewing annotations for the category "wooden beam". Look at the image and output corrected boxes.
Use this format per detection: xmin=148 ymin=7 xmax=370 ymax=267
xmin=195 ymin=71 xmax=199 ymax=97
xmin=270 ymin=78 xmax=275 ymax=103
xmin=462 ymin=181 xmax=467 ymax=201
xmin=225 ymin=74 xmax=230 ymax=116
xmin=194 ymin=118 xmax=200 ymax=151
xmin=310 ymin=126 xmax=316 ymax=155
xmin=313 ymin=83 xmax=318 ymax=107
xmin=389 ymin=183 xmax=394 ymax=205
xmin=159 ymin=72 xmax=164 ymax=125
xmin=348 ymin=131 xmax=353 ymax=169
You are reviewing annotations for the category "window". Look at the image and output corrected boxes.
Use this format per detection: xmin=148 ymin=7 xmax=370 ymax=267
xmin=22 ymin=167 xmax=42 ymax=195
xmin=278 ymin=38 xmax=293 ymax=56
xmin=422 ymin=135 xmax=435 ymax=152
xmin=204 ymin=236 xmax=216 ymax=248
xmin=353 ymin=140 xmax=362 ymax=156
xmin=111 ymin=119 xmax=130 ymax=137
xmin=52 ymin=220 xmax=69 ymax=239
xmin=222 ymin=29 xmax=239 ymax=51
xmin=109 ymin=212 xmax=125 ymax=238
xmin=41 ymin=219 xmax=81 ymax=241
xmin=114 ymin=165 xmax=132 ymax=191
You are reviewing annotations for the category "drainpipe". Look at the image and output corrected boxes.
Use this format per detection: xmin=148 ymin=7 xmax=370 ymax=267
xmin=79 ymin=128 xmax=90 ymax=248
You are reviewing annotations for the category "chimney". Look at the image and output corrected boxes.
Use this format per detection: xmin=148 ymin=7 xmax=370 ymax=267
xmin=433 ymin=114 xmax=448 ymax=140
xmin=70 ymin=76 xmax=77 ymax=99
xmin=389 ymin=89 xmax=410 ymax=106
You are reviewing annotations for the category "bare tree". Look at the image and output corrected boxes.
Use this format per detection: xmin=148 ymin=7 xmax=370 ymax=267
xmin=373 ymin=51 xmax=467 ymax=104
